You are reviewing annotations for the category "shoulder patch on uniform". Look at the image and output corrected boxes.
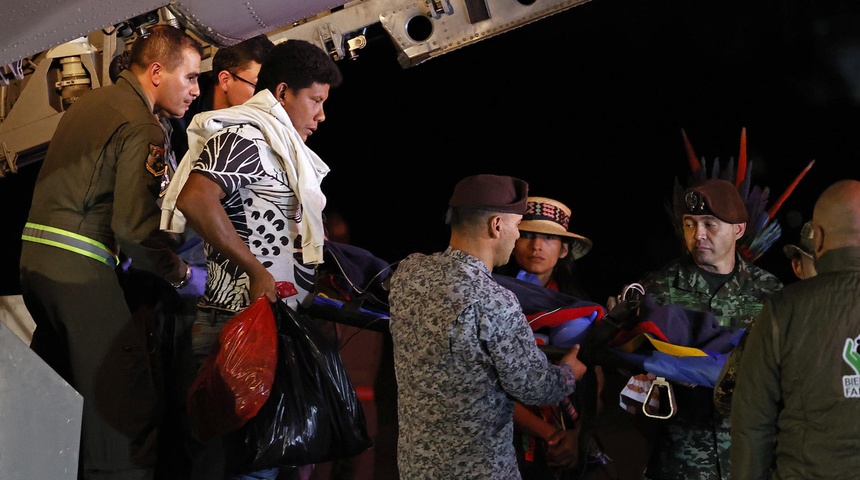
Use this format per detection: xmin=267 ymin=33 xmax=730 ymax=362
xmin=145 ymin=143 xmax=167 ymax=177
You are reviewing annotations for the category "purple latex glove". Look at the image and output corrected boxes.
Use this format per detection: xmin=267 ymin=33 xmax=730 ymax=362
xmin=176 ymin=265 xmax=207 ymax=299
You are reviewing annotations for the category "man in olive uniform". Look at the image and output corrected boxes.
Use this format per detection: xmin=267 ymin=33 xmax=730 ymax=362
xmin=638 ymin=179 xmax=783 ymax=480
xmin=19 ymin=25 xmax=203 ymax=480
xmin=731 ymin=179 xmax=860 ymax=478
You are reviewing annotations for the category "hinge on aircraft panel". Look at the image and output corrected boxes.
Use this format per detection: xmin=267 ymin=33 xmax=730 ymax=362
xmin=0 ymin=142 xmax=18 ymax=178
xmin=316 ymin=24 xmax=345 ymax=61
xmin=316 ymin=24 xmax=369 ymax=61
xmin=427 ymin=0 xmax=454 ymax=19
xmin=346 ymin=35 xmax=367 ymax=60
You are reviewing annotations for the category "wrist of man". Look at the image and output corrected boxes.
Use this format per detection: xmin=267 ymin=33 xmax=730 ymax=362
xmin=171 ymin=262 xmax=192 ymax=289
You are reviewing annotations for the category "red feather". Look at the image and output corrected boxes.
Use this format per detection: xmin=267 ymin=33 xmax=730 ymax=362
xmin=766 ymin=159 xmax=816 ymax=220
xmin=681 ymin=129 xmax=701 ymax=173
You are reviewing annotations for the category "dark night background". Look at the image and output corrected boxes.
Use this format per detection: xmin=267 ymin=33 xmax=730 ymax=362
xmin=4 ymin=0 xmax=860 ymax=303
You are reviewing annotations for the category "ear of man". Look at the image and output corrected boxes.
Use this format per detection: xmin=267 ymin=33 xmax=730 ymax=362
xmin=734 ymin=222 xmax=747 ymax=240
xmin=489 ymin=215 xmax=503 ymax=239
xmin=148 ymin=62 xmax=163 ymax=86
xmin=276 ymin=82 xmax=289 ymax=101
xmin=217 ymin=70 xmax=231 ymax=91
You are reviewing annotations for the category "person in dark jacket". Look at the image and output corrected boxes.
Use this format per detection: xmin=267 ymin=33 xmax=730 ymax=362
xmin=731 ymin=179 xmax=860 ymax=478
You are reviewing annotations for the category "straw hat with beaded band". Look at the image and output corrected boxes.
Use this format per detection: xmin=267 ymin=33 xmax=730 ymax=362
xmin=519 ymin=196 xmax=593 ymax=260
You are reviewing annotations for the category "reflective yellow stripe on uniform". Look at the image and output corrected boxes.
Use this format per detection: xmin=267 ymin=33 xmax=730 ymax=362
xmin=21 ymin=222 xmax=119 ymax=268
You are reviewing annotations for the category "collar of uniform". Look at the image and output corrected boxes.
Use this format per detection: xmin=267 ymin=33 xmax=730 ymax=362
xmin=444 ymin=246 xmax=493 ymax=277
xmin=816 ymin=246 xmax=860 ymax=275
xmin=675 ymin=254 xmax=746 ymax=295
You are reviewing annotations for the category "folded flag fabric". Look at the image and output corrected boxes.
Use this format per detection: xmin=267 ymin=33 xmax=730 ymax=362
xmin=493 ymin=274 xmax=607 ymax=347
xmin=490 ymin=280 xmax=743 ymax=388
xmin=606 ymin=294 xmax=744 ymax=388
xmin=609 ymin=294 xmax=741 ymax=352
xmin=610 ymin=348 xmax=730 ymax=388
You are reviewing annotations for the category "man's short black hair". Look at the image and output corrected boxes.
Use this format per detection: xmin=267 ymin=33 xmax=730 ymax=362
xmin=212 ymin=34 xmax=275 ymax=75
xmin=256 ymin=39 xmax=343 ymax=94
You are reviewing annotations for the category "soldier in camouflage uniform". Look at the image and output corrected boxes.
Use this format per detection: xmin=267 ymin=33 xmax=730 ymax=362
xmin=389 ymin=175 xmax=588 ymax=479
xmin=638 ymin=179 xmax=783 ymax=480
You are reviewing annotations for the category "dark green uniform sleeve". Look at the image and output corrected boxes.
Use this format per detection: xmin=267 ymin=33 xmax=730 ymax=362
xmin=729 ymin=299 xmax=780 ymax=479
xmin=111 ymin=122 xmax=185 ymax=279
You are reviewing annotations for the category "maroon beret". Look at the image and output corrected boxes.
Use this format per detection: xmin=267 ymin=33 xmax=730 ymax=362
xmin=449 ymin=174 xmax=529 ymax=214
xmin=683 ymin=179 xmax=749 ymax=224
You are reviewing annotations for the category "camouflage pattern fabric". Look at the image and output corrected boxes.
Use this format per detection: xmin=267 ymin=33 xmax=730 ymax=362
xmin=640 ymin=255 xmax=781 ymax=330
xmin=650 ymin=413 xmax=732 ymax=480
xmin=389 ymin=247 xmax=577 ymax=479
xmin=639 ymin=254 xmax=782 ymax=480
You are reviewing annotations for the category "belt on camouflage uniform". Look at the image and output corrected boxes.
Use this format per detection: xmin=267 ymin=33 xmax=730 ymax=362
xmin=21 ymin=222 xmax=119 ymax=268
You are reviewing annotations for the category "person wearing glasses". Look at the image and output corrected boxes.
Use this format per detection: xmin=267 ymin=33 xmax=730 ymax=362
xmin=208 ymin=34 xmax=274 ymax=110
xmin=184 ymin=34 xmax=275 ymax=120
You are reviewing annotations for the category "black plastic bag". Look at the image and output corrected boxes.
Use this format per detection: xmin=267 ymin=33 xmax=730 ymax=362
xmin=225 ymin=300 xmax=373 ymax=471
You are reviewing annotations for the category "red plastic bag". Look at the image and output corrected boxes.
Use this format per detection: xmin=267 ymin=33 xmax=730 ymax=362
xmin=186 ymin=292 xmax=279 ymax=440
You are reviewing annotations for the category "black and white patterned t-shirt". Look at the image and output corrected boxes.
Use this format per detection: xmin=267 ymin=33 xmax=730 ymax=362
xmin=191 ymin=124 xmax=315 ymax=311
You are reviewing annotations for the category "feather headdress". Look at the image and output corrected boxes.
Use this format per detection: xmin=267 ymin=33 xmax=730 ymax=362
xmin=669 ymin=128 xmax=815 ymax=263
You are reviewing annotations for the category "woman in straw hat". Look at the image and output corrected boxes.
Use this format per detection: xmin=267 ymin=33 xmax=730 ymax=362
xmin=496 ymin=196 xmax=603 ymax=479
xmin=497 ymin=196 xmax=593 ymax=300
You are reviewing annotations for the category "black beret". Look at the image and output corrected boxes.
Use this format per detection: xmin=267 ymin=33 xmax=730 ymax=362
xmin=683 ymin=179 xmax=749 ymax=224
xmin=449 ymin=174 xmax=529 ymax=214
